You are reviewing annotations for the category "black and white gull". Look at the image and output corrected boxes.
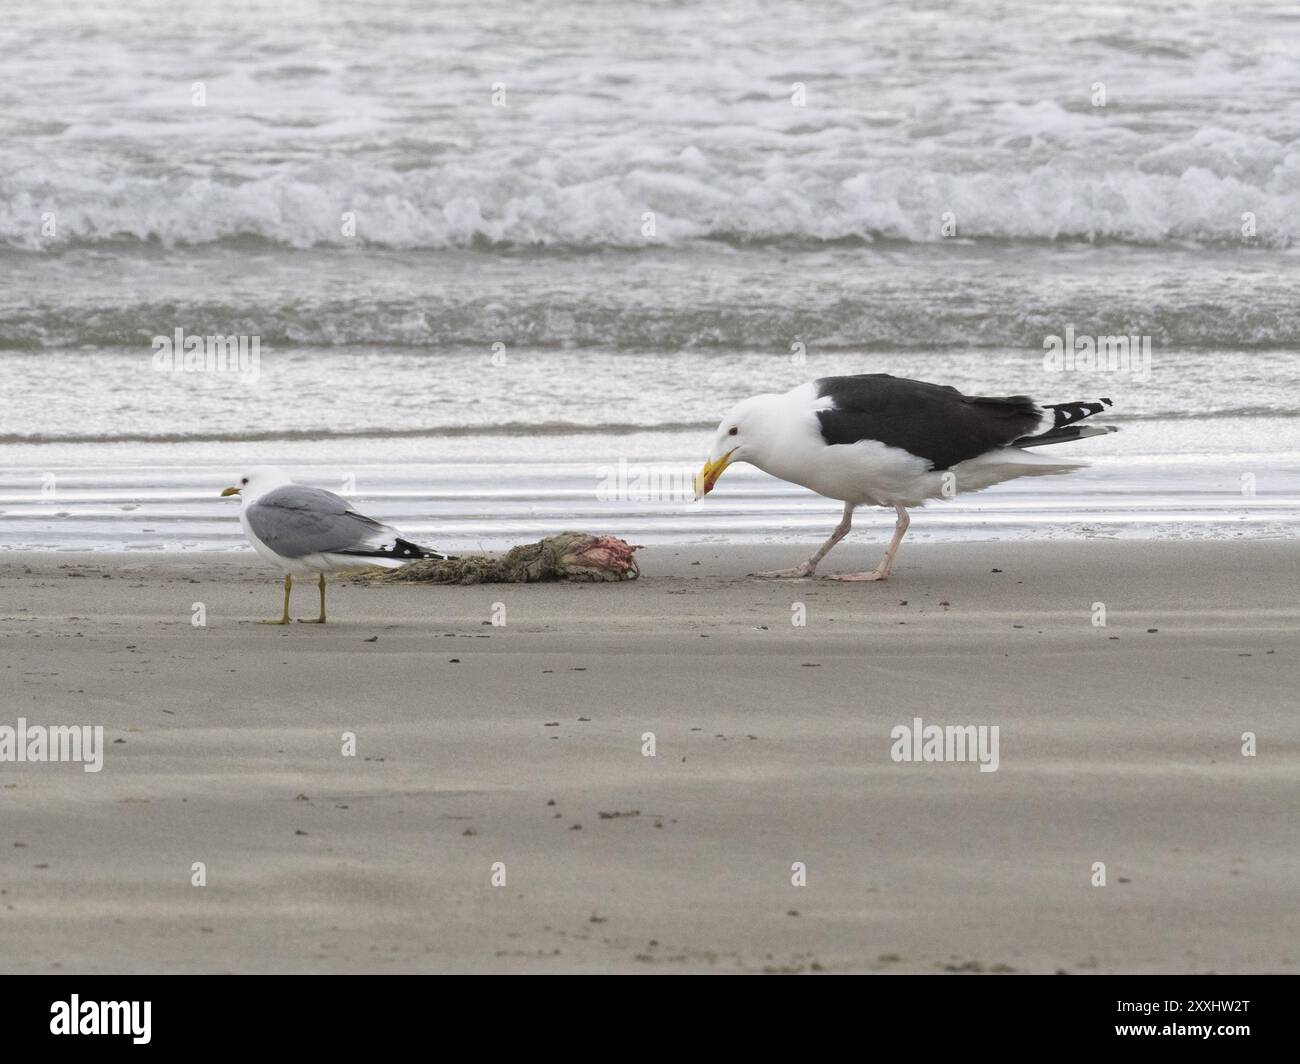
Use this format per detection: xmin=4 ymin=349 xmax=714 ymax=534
xmin=694 ymin=373 xmax=1114 ymax=581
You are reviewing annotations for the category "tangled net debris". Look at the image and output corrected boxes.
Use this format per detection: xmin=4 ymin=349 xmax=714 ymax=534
xmin=359 ymin=533 xmax=641 ymax=585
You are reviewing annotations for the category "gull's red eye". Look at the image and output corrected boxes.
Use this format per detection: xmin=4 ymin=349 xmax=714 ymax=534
xmin=728 ymin=426 xmax=738 ymax=436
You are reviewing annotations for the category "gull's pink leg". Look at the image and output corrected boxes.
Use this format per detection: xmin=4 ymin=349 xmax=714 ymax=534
xmin=754 ymin=503 xmax=854 ymax=578
xmin=828 ymin=505 xmax=910 ymax=582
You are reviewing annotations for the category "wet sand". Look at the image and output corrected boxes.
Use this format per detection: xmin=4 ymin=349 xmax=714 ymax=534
xmin=0 ymin=540 xmax=1296 ymax=973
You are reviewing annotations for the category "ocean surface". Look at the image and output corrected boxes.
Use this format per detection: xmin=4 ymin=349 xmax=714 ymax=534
xmin=1 ymin=0 xmax=1298 ymax=551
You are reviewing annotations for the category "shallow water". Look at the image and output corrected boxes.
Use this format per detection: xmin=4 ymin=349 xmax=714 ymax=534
xmin=1 ymin=1 xmax=1297 ymax=551
xmin=2 ymin=417 xmax=1297 ymax=552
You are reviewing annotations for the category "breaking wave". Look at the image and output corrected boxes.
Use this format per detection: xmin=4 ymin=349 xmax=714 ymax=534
xmin=3 ymin=153 xmax=1296 ymax=251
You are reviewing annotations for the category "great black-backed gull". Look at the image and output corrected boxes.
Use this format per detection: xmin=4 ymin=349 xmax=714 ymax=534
xmin=221 ymin=466 xmax=449 ymax=623
xmin=694 ymin=374 xmax=1114 ymax=581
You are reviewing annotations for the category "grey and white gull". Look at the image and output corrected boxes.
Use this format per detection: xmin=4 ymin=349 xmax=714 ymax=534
xmin=221 ymin=466 xmax=448 ymax=624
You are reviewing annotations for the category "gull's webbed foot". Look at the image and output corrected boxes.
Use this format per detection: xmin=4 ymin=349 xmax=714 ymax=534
xmin=827 ymin=569 xmax=888 ymax=582
xmin=752 ymin=561 xmax=817 ymax=579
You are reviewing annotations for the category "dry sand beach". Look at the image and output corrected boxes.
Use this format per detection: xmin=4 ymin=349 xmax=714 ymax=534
xmin=1 ymin=540 xmax=1295 ymax=974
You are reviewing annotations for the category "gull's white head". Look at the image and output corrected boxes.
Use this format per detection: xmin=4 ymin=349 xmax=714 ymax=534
xmin=220 ymin=465 xmax=294 ymax=503
xmin=694 ymin=393 xmax=785 ymax=499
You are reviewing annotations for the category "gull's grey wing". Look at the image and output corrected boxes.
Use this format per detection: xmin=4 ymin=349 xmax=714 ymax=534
xmin=245 ymin=485 xmax=393 ymax=558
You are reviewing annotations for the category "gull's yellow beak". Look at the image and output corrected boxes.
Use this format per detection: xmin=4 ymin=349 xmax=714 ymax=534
xmin=220 ymin=486 xmax=241 ymax=497
xmin=694 ymin=450 xmax=736 ymax=500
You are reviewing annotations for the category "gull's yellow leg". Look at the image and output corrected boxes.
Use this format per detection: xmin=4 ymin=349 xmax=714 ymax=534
xmin=258 ymin=573 xmax=292 ymax=625
xmin=298 ymin=573 xmax=327 ymax=623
